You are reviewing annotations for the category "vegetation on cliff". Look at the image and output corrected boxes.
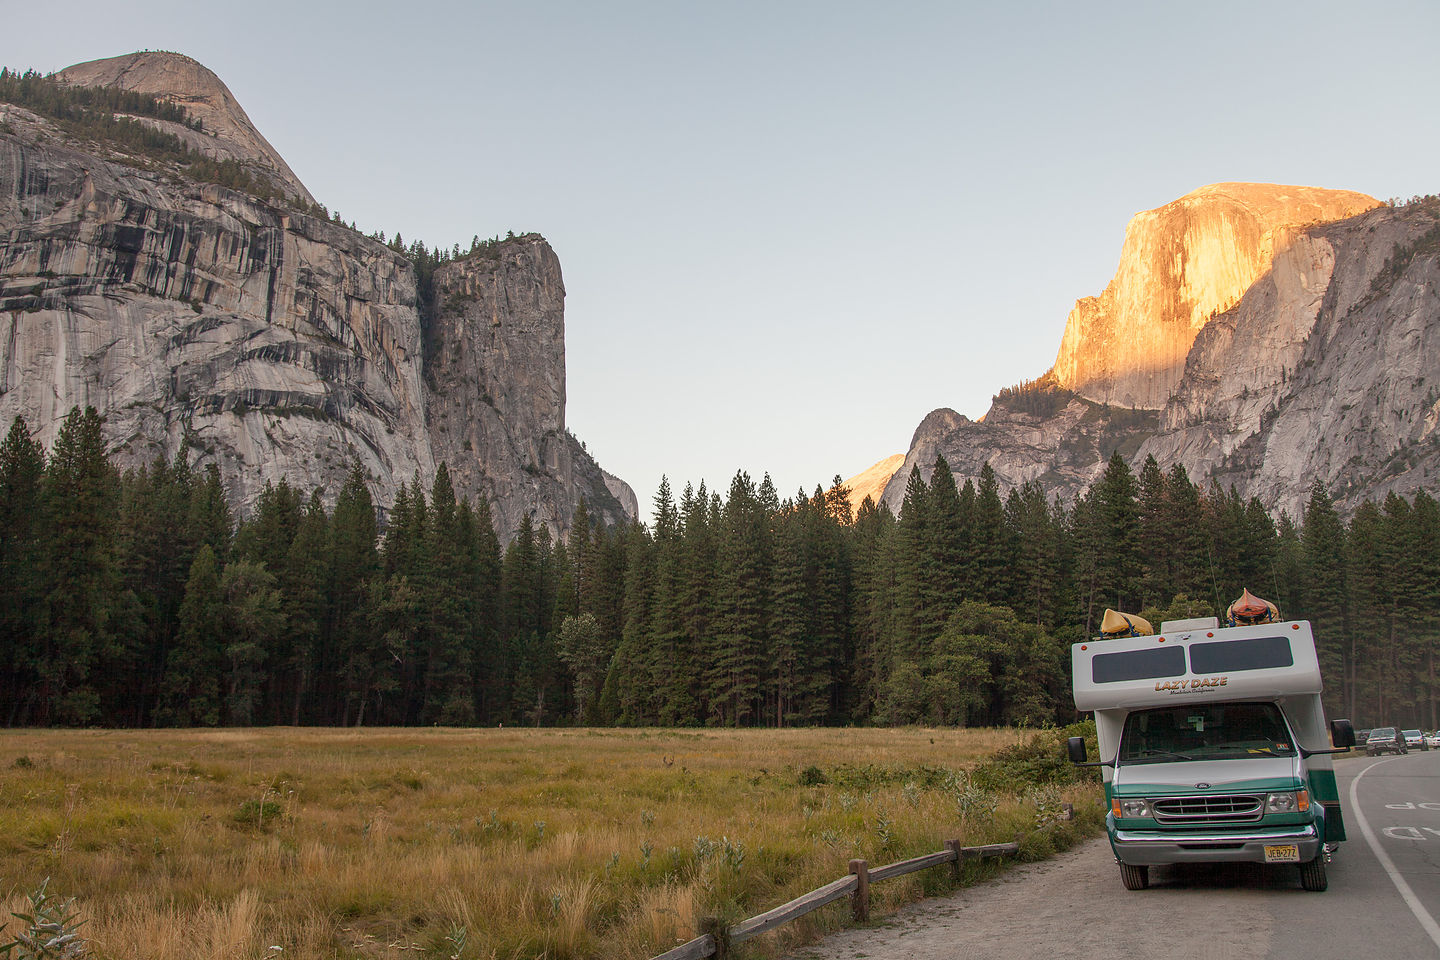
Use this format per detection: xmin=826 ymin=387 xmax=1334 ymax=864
xmin=3 ymin=410 xmax=1435 ymax=731
xmin=0 ymin=66 xmax=294 ymax=202
xmin=0 ymin=66 xmax=201 ymax=130
xmin=991 ymin=374 xmax=1075 ymax=419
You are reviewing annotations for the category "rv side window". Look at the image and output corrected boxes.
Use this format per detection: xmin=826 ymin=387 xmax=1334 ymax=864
xmin=1092 ymin=646 xmax=1186 ymax=683
xmin=1189 ymin=635 xmax=1294 ymax=673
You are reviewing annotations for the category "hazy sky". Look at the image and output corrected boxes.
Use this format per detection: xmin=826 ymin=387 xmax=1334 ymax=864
xmin=6 ymin=1 xmax=1439 ymax=519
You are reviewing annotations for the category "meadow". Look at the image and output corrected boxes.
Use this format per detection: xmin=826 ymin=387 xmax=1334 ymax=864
xmin=0 ymin=727 xmax=1102 ymax=960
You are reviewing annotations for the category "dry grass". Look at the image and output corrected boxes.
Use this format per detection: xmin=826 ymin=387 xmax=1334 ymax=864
xmin=0 ymin=727 xmax=1101 ymax=960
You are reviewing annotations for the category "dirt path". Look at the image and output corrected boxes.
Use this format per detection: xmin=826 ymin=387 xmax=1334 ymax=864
xmin=789 ymin=836 xmax=1281 ymax=960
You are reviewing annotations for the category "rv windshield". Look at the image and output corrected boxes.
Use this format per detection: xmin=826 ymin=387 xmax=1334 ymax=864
xmin=1118 ymin=702 xmax=1296 ymax=764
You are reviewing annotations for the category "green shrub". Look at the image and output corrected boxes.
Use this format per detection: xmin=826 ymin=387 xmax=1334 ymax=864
xmin=970 ymin=721 xmax=1099 ymax=793
xmin=797 ymin=765 xmax=828 ymax=786
xmin=232 ymin=798 xmax=282 ymax=829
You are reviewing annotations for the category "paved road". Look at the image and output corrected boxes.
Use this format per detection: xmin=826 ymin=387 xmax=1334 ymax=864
xmin=794 ymin=752 xmax=1440 ymax=960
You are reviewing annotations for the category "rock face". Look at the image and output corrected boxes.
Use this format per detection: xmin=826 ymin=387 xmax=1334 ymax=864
xmin=0 ymin=52 xmax=634 ymax=541
xmin=425 ymin=239 xmax=634 ymax=537
xmin=1051 ymin=183 xmax=1379 ymax=409
xmin=885 ymin=186 xmax=1440 ymax=520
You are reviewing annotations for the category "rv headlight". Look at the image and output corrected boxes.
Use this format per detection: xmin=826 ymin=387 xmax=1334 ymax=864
xmin=1265 ymin=791 xmax=1299 ymax=813
xmin=1119 ymin=798 xmax=1152 ymax=819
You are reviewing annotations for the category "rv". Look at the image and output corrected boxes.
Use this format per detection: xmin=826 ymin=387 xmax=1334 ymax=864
xmin=1066 ymin=612 xmax=1354 ymax=891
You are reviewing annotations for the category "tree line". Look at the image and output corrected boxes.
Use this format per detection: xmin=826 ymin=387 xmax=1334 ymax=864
xmin=2 ymin=408 xmax=1436 ymax=730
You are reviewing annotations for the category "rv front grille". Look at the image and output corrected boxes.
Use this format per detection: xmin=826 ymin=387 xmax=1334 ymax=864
xmin=1151 ymin=794 xmax=1263 ymax=824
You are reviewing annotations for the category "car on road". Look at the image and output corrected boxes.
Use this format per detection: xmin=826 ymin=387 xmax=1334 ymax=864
xmin=1403 ymin=729 xmax=1427 ymax=751
xmin=1367 ymin=727 xmax=1407 ymax=756
xmin=1427 ymin=731 xmax=1440 ymax=749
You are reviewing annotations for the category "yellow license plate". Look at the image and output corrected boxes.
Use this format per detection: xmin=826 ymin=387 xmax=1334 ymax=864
xmin=1264 ymin=844 xmax=1300 ymax=863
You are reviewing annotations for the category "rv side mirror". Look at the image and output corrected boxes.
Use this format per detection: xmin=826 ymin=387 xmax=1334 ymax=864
xmin=1331 ymin=719 xmax=1356 ymax=749
xmin=1066 ymin=736 xmax=1089 ymax=764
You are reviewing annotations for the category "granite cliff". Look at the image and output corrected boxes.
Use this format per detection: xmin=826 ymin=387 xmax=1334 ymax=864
xmin=885 ymin=184 xmax=1440 ymax=520
xmin=0 ymin=52 xmax=634 ymax=541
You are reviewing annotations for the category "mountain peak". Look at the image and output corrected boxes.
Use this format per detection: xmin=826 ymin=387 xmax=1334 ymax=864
xmin=55 ymin=51 xmax=314 ymax=204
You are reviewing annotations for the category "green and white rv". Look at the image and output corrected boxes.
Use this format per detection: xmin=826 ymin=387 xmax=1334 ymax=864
xmin=1067 ymin=612 xmax=1355 ymax=891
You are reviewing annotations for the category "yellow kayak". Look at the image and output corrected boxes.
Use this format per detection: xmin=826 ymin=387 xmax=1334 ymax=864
xmin=1100 ymin=608 xmax=1154 ymax=637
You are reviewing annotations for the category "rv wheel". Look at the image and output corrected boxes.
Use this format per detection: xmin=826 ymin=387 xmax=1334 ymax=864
xmin=1119 ymin=863 xmax=1149 ymax=890
xmin=1299 ymin=854 xmax=1328 ymax=891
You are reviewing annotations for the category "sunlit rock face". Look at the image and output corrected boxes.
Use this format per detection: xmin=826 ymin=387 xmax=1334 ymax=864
xmin=883 ymin=188 xmax=1440 ymax=521
xmin=0 ymin=52 xmax=634 ymax=541
xmin=841 ymin=453 xmax=904 ymax=515
xmin=1139 ymin=201 xmax=1440 ymax=520
xmin=1050 ymin=183 xmax=1380 ymax=410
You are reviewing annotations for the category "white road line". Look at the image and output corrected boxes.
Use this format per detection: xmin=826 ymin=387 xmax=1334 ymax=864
xmin=1349 ymin=757 xmax=1440 ymax=953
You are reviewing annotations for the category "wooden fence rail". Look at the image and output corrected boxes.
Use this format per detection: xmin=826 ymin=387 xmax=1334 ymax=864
xmin=650 ymin=827 xmax=1052 ymax=960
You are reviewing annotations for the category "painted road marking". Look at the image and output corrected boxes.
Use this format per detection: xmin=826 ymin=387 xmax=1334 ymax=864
xmin=1383 ymin=827 xmax=1440 ymax=840
xmin=1350 ymin=758 xmax=1440 ymax=953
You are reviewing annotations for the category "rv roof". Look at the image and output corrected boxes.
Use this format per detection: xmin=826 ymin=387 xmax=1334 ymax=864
xmin=1071 ymin=620 xmax=1320 ymax=712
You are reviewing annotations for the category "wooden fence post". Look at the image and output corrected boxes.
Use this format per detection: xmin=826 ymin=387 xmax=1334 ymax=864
xmin=649 ymin=843 xmax=1024 ymax=959
xmin=1062 ymin=802 xmax=1074 ymax=821
xmin=944 ymin=839 xmax=961 ymax=882
xmin=699 ymin=916 xmax=727 ymax=959
xmin=849 ymin=859 xmax=870 ymax=923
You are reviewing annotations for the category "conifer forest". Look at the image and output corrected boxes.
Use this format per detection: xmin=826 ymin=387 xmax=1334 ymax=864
xmin=2 ymin=407 xmax=1436 ymax=731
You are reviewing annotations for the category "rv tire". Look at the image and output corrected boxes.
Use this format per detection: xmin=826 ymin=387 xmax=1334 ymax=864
xmin=1299 ymin=853 xmax=1328 ymax=891
xmin=1119 ymin=862 xmax=1149 ymax=890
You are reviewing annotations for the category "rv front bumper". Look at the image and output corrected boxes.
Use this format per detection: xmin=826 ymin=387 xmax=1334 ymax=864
xmin=1112 ymin=823 xmax=1320 ymax=866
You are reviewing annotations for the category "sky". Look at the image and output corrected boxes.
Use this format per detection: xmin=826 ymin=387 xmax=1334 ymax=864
xmin=5 ymin=1 xmax=1440 ymax=521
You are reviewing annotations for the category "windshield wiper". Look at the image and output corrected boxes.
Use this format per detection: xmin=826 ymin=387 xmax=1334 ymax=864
xmin=1132 ymin=748 xmax=1195 ymax=761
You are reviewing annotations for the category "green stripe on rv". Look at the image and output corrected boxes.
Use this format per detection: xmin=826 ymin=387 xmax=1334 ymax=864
xmin=1308 ymin=767 xmax=1340 ymax=803
xmin=1308 ymin=767 xmax=1347 ymax=842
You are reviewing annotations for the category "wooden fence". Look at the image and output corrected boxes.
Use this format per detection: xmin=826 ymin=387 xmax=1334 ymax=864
xmin=650 ymin=804 xmax=1072 ymax=959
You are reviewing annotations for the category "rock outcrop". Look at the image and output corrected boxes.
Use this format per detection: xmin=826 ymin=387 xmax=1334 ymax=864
xmin=0 ymin=52 xmax=634 ymax=541
xmin=885 ymin=186 xmax=1440 ymax=520
xmin=882 ymin=388 xmax=1159 ymax=513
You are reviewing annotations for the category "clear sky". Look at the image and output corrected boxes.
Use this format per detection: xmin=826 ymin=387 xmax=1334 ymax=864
xmin=6 ymin=1 xmax=1439 ymax=521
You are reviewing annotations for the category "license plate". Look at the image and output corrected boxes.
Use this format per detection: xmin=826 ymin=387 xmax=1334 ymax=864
xmin=1264 ymin=844 xmax=1300 ymax=863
